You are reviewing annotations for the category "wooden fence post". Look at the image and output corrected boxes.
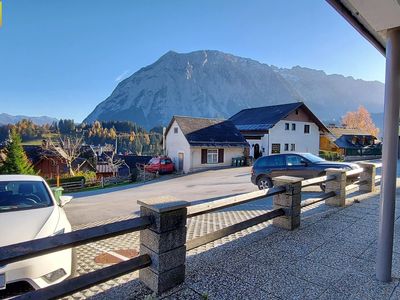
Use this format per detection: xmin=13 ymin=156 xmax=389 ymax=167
xmin=325 ymin=168 xmax=346 ymax=207
xmin=138 ymin=197 xmax=189 ymax=294
xmin=272 ymin=176 xmax=303 ymax=230
xmin=358 ymin=162 xmax=376 ymax=193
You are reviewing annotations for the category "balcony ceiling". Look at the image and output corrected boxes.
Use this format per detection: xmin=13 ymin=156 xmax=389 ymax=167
xmin=327 ymin=0 xmax=400 ymax=54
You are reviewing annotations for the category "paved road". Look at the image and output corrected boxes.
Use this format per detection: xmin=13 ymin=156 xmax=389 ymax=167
xmin=65 ymin=167 xmax=258 ymax=225
xmin=65 ymin=159 xmax=386 ymax=226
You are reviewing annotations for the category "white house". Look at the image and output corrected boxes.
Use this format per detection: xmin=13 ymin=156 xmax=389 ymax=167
xmin=165 ymin=116 xmax=249 ymax=174
xmin=229 ymin=102 xmax=329 ymax=158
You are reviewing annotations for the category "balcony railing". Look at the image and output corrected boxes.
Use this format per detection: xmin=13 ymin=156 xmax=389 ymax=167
xmin=0 ymin=162 xmax=382 ymax=298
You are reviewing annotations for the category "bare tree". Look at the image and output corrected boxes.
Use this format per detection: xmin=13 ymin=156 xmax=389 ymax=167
xmin=45 ymin=136 xmax=83 ymax=176
xmin=103 ymin=151 xmax=125 ymax=177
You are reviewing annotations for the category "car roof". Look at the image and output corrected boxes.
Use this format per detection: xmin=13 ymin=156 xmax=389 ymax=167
xmin=0 ymin=175 xmax=45 ymax=182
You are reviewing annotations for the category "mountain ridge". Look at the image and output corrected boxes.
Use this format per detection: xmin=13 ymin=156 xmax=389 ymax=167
xmin=84 ymin=50 xmax=384 ymax=129
xmin=0 ymin=113 xmax=57 ymax=126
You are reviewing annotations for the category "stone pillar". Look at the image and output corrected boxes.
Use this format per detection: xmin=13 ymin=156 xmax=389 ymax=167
xmin=272 ymin=176 xmax=303 ymax=230
xmin=138 ymin=197 xmax=189 ymax=294
xmin=325 ymin=168 xmax=346 ymax=207
xmin=358 ymin=162 xmax=376 ymax=193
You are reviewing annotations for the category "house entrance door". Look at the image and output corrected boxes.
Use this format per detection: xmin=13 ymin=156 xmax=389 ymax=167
xmin=254 ymin=144 xmax=261 ymax=159
xmin=178 ymin=153 xmax=184 ymax=171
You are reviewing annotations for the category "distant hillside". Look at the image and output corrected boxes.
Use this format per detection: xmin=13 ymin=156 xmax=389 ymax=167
xmin=0 ymin=113 xmax=57 ymax=126
xmin=85 ymin=50 xmax=384 ymax=129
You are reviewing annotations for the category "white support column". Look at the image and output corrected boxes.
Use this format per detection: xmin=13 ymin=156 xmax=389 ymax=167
xmin=376 ymin=28 xmax=400 ymax=282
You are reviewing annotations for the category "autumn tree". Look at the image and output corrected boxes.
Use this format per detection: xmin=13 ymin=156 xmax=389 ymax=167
xmin=341 ymin=105 xmax=379 ymax=137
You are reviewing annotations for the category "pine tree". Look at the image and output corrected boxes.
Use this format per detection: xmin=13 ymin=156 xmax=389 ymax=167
xmin=0 ymin=129 xmax=36 ymax=175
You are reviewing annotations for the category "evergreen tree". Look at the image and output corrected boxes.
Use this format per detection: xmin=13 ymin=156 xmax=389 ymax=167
xmin=0 ymin=129 xmax=36 ymax=175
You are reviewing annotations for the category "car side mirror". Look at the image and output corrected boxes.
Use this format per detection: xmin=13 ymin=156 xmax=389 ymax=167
xmin=301 ymin=161 xmax=308 ymax=166
xmin=59 ymin=195 xmax=73 ymax=207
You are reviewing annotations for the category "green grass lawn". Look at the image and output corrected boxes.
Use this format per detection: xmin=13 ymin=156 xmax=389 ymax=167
xmin=21 ymin=133 xmax=60 ymax=146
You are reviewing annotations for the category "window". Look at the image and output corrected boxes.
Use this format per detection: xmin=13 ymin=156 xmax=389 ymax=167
xmin=207 ymin=149 xmax=218 ymax=164
xmin=304 ymin=124 xmax=310 ymax=134
xmin=291 ymin=144 xmax=295 ymax=151
xmin=284 ymin=143 xmax=289 ymax=151
xmin=285 ymin=123 xmax=289 ymax=130
xmin=174 ymin=127 xmax=178 ymax=134
xmin=286 ymin=155 xmax=303 ymax=166
xmin=0 ymin=181 xmax=53 ymax=212
xmin=271 ymin=143 xmax=281 ymax=154
xmin=256 ymin=155 xmax=285 ymax=167
xmin=292 ymin=123 xmax=296 ymax=131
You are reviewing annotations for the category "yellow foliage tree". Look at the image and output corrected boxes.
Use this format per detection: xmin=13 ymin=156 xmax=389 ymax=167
xmin=341 ymin=105 xmax=379 ymax=137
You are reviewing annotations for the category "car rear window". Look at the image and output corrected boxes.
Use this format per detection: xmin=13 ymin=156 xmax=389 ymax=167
xmin=0 ymin=181 xmax=53 ymax=212
xmin=255 ymin=155 xmax=285 ymax=167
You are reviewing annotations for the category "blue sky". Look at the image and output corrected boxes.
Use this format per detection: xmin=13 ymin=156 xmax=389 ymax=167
xmin=0 ymin=0 xmax=385 ymax=122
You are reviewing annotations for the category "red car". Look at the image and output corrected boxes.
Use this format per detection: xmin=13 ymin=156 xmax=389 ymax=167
xmin=144 ymin=156 xmax=175 ymax=174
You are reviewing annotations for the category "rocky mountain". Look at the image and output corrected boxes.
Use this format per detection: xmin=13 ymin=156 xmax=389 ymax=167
xmin=85 ymin=50 xmax=384 ymax=129
xmin=0 ymin=113 xmax=57 ymax=126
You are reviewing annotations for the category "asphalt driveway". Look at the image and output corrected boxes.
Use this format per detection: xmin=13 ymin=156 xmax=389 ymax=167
xmin=65 ymin=167 xmax=257 ymax=225
xmin=65 ymin=160 xmax=383 ymax=226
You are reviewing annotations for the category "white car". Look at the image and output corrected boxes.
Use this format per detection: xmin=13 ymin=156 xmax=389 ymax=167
xmin=0 ymin=175 xmax=75 ymax=297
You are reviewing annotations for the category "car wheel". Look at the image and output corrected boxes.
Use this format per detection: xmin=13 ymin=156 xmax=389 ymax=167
xmin=257 ymin=176 xmax=273 ymax=190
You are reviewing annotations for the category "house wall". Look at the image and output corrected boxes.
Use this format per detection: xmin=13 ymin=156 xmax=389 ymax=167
xmin=320 ymin=135 xmax=340 ymax=153
xmin=190 ymin=147 xmax=245 ymax=172
xmin=246 ymin=139 xmax=262 ymax=157
xmin=165 ymin=120 xmax=192 ymax=173
xmin=268 ymin=120 xmax=320 ymax=155
xmin=35 ymin=158 xmax=68 ymax=179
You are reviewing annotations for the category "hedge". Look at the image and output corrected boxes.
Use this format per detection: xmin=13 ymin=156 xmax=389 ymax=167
xmin=319 ymin=150 xmax=344 ymax=162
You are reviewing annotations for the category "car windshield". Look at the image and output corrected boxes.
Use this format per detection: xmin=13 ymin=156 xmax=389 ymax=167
xmin=0 ymin=181 xmax=53 ymax=212
xmin=301 ymin=153 xmax=325 ymax=163
xmin=149 ymin=158 xmax=159 ymax=164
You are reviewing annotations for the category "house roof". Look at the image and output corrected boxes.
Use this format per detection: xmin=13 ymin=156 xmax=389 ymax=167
xmin=334 ymin=135 xmax=376 ymax=149
xmin=328 ymin=127 xmax=374 ymax=139
xmin=71 ymin=157 xmax=95 ymax=172
xmin=23 ymin=145 xmax=44 ymax=165
xmin=229 ymin=102 xmax=329 ymax=132
xmin=166 ymin=116 xmax=249 ymax=147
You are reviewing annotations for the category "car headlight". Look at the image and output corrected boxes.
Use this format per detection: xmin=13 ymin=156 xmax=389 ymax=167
xmin=42 ymin=268 xmax=67 ymax=283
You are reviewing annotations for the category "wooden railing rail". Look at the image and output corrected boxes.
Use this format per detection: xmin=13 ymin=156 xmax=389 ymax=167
xmin=301 ymin=174 xmax=337 ymax=187
xmin=0 ymin=216 xmax=152 ymax=266
xmin=17 ymin=254 xmax=151 ymax=300
xmin=187 ymin=186 xmax=286 ymax=218
xmin=345 ymin=168 xmax=364 ymax=177
xmin=300 ymin=191 xmax=337 ymax=208
xmin=186 ymin=208 xmax=285 ymax=251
